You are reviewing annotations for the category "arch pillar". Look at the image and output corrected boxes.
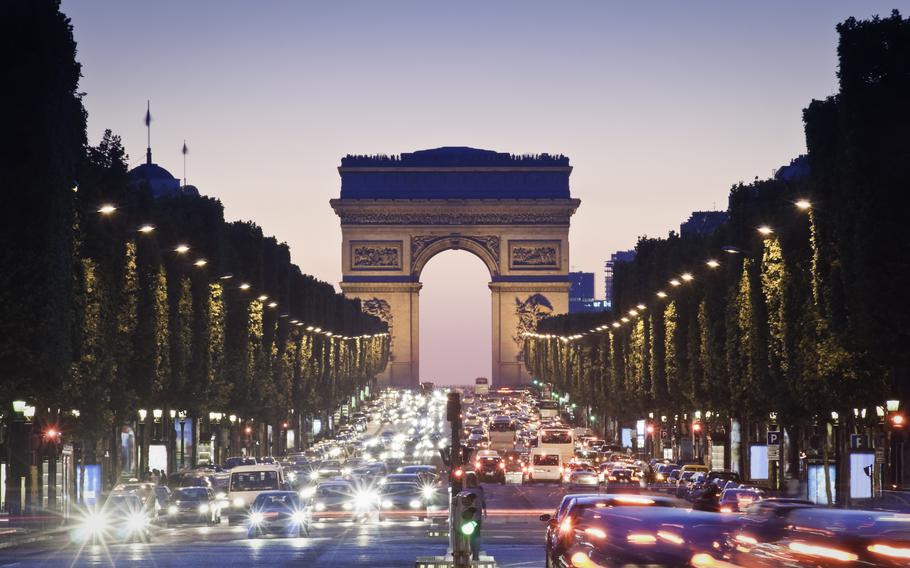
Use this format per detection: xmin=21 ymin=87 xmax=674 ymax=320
xmin=340 ymin=281 xmax=422 ymax=388
xmin=490 ymin=281 xmax=571 ymax=386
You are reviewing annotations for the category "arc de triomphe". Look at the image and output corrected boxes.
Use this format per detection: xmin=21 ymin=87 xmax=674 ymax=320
xmin=331 ymin=147 xmax=580 ymax=388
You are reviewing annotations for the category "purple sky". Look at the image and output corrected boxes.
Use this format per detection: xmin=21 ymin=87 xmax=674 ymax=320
xmin=62 ymin=1 xmax=897 ymax=386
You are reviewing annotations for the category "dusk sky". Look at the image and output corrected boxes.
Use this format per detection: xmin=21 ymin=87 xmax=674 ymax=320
xmin=62 ymin=1 xmax=897 ymax=386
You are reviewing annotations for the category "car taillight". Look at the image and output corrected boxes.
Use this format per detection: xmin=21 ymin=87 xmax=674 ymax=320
xmin=499 ymin=462 xmax=505 ymax=469
xmin=475 ymin=461 xmax=480 ymax=469
xmin=608 ymin=475 xmax=616 ymax=481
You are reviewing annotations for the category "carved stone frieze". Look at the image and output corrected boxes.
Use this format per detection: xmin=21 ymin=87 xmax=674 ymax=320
xmin=410 ymin=234 xmax=500 ymax=267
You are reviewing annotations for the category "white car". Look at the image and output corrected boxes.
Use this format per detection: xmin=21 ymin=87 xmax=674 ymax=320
xmin=226 ymin=464 xmax=286 ymax=523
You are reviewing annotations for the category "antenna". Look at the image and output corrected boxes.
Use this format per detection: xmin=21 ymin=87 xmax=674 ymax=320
xmin=182 ymin=140 xmax=188 ymax=186
xmin=145 ymin=100 xmax=152 ymax=165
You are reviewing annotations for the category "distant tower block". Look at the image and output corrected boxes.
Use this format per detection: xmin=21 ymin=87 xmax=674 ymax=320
xmin=331 ymin=147 xmax=581 ymax=389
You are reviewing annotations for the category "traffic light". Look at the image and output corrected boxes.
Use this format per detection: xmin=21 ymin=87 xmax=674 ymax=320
xmin=889 ymin=413 xmax=905 ymax=429
xmin=457 ymin=493 xmax=479 ymax=536
xmin=451 ymin=467 xmax=464 ymax=494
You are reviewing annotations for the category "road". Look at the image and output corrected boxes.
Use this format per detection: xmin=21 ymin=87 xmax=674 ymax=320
xmin=0 ymin=483 xmax=574 ymax=567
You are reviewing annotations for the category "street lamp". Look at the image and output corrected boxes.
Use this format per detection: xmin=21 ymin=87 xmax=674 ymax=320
xmin=193 ymin=258 xmax=207 ymax=267
xmin=887 ymin=400 xmax=900 ymax=412
xmin=97 ymin=204 xmax=116 ymax=215
xmin=12 ymin=400 xmax=26 ymax=413
xmin=138 ymin=224 xmax=155 ymax=234
xmin=795 ymin=199 xmax=812 ymax=211
xmin=757 ymin=226 xmax=774 ymax=236
xmin=174 ymin=244 xmax=190 ymax=254
xmin=706 ymin=259 xmax=720 ymax=268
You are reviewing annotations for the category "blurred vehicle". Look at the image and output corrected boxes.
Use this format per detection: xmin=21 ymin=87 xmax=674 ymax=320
xmin=474 ymin=455 xmax=506 ymax=484
xmin=378 ymin=482 xmax=427 ymax=521
xmin=226 ymin=464 xmax=286 ymax=523
xmin=163 ymin=487 xmax=221 ymax=525
xmin=247 ymin=491 xmax=310 ymax=539
xmin=730 ymin=506 xmax=910 ymax=567
xmin=528 ymin=449 xmax=564 ymax=483
xmin=719 ymin=487 xmax=764 ymax=513
xmin=540 ymin=494 xmax=683 ymax=568
xmin=312 ymin=480 xmax=358 ymax=521
xmin=399 ymin=464 xmax=438 ymax=485
xmin=71 ymin=494 xmax=152 ymax=544
xmin=565 ymin=506 xmax=741 ymax=567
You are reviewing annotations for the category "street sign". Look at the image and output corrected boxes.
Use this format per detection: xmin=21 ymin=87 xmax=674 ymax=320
xmin=850 ymin=434 xmax=870 ymax=450
xmin=768 ymin=445 xmax=780 ymax=461
xmin=767 ymin=431 xmax=781 ymax=446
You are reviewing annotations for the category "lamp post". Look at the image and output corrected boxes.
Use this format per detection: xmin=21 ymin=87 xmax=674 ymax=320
xmin=178 ymin=410 xmax=187 ymax=470
xmin=138 ymin=409 xmax=147 ymax=476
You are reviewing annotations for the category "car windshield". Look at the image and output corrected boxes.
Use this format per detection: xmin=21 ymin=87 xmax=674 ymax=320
xmin=540 ymin=430 xmax=572 ymax=444
xmin=231 ymin=470 xmax=280 ymax=491
xmin=533 ymin=455 xmax=559 ymax=466
xmin=317 ymin=484 xmax=351 ymax=497
xmin=254 ymin=493 xmax=300 ymax=507
xmin=174 ymin=488 xmax=208 ymax=500
xmin=381 ymin=483 xmax=419 ymax=495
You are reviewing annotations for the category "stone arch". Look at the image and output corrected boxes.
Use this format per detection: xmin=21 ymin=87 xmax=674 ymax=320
xmin=411 ymin=234 xmax=500 ymax=281
xmin=331 ymin=147 xmax=580 ymax=389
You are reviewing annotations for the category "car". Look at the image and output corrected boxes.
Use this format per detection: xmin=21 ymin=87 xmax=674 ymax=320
xmin=377 ymin=482 xmax=427 ymax=521
xmin=567 ymin=468 xmax=599 ymax=489
xmin=223 ymin=456 xmax=257 ymax=469
xmin=540 ymin=494 xmax=683 ymax=568
xmin=527 ymin=449 xmax=563 ymax=483
xmin=226 ymin=464 xmax=287 ymax=523
xmin=674 ymin=470 xmax=700 ymax=497
xmin=729 ymin=506 xmax=910 ymax=567
xmin=604 ymin=467 xmax=639 ymax=493
xmin=163 ymin=487 xmax=221 ymax=525
xmin=474 ymin=456 xmax=506 ymax=484
xmin=247 ymin=491 xmax=310 ymax=538
xmin=71 ymin=494 xmax=153 ymax=544
xmin=382 ymin=473 xmax=422 ymax=485
xmin=564 ymin=505 xmax=742 ymax=567
xmin=718 ymin=487 xmax=764 ymax=513
xmin=311 ymin=480 xmax=358 ymax=521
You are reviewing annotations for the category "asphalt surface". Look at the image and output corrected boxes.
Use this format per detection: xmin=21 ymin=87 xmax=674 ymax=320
xmin=0 ymin=483 xmax=571 ymax=567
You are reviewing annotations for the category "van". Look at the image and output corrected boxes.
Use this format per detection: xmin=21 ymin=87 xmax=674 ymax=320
xmin=527 ymin=448 xmax=563 ymax=483
xmin=226 ymin=464 xmax=286 ymax=523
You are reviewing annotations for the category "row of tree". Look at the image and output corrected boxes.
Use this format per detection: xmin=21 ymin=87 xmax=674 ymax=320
xmin=524 ymin=11 xmax=909 ymax=480
xmin=1 ymin=3 xmax=389 ymax=463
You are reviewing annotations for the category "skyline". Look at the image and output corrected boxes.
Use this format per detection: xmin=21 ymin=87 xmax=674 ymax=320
xmin=61 ymin=0 xmax=898 ymax=385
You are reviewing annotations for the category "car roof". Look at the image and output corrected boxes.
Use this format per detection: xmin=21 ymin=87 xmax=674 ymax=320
xmin=230 ymin=464 xmax=281 ymax=472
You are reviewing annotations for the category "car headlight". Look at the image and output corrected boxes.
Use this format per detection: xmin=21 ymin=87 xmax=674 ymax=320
xmin=199 ymin=504 xmax=210 ymax=514
xmin=409 ymin=499 xmax=423 ymax=509
xmin=168 ymin=505 xmax=178 ymax=515
xmin=215 ymin=492 xmax=226 ymax=500
xmin=126 ymin=512 xmax=148 ymax=532
xmin=233 ymin=497 xmax=245 ymax=508
xmin=299 ymin=486 xmax=316 ymax=499
xmin=342 ymin=502 xmax=353 ymax=510
xmin=80 ymin=511 xmax=109 ymax=534
xmin=309 ymin=471 xmax=320 ymax=481
xmin=422 ymin=486 xmax=436 ymax=500
xmin=250 ymin=512 xmax=264 ymax=525
xmin=291 ymin=510 xmax=307 ymax=524
xmin=314 ymin=502 xmax=326 ymax=511
xmin=382 ymin=499 xmax=393 ymax=508
xmin=287 ymin=472 xmax=297 ymax=481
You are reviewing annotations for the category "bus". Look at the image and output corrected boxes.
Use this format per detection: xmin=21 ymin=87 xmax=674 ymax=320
xmin=474 ymin=377 xmax=490 ymax=396
xmin=538 ymin=427 xmax=575 ymax=461
xmin=488 ymin=416 xmax=517 ymax=452
xmin=537 ymin=400 xmax=559 ymax=420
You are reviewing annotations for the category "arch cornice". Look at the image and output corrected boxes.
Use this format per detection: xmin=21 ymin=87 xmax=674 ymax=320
xmin=410 ymin=234 xmax=500 ymax=280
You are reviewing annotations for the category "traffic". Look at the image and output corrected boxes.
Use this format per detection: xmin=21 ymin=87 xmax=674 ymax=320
xmin=34 ymin=385 xmax=910 ymax=566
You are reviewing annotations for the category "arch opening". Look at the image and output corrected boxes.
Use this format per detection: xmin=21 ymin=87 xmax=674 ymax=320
xmin=419 ymin=249 xmax=492 ymax=387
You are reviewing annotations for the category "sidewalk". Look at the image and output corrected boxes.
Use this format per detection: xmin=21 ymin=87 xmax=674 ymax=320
xmin=0 ymin=527 xmax=54 ymax=550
